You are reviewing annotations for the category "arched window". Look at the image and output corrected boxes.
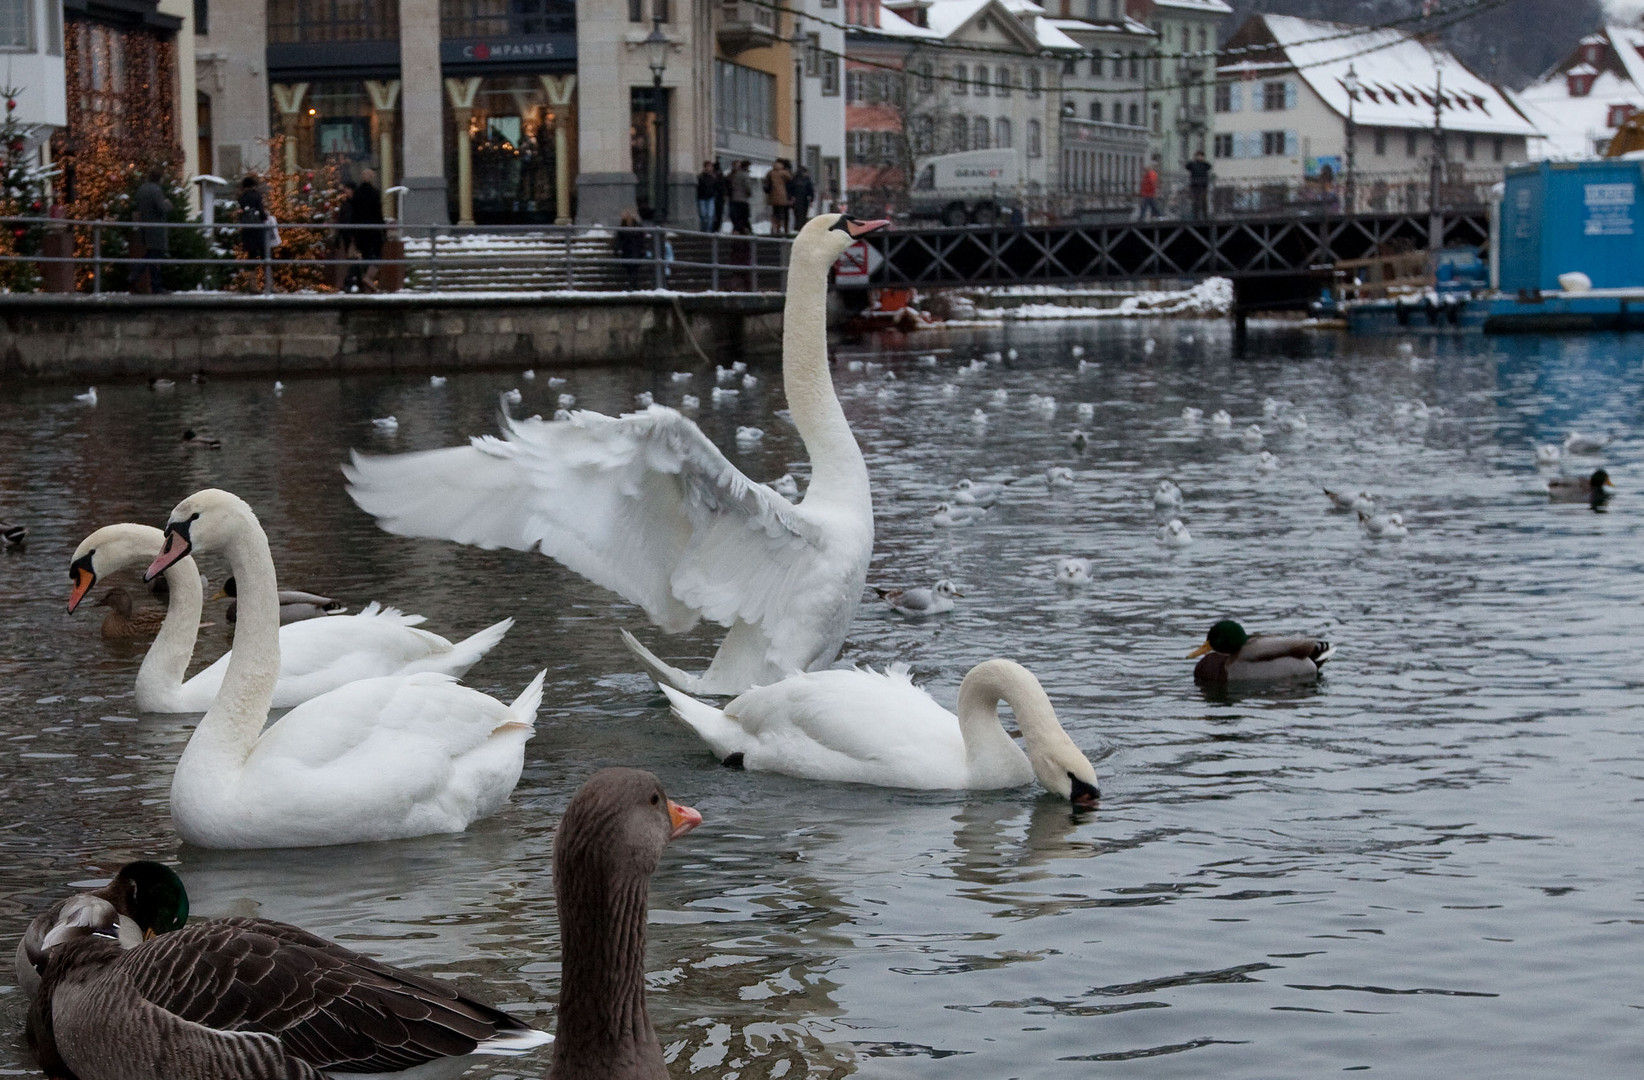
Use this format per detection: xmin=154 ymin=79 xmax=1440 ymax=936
xmin=995 ymin=117 xmax=1012 ymax=148
xmin=1027 ymin=118 xmax=1041 ymax=157
xmin=973 ymin=116 xmax=991 ymax=148
xmin=953 ymin=64 xmax=967 ymax=94
xmin=974 ymin=64 xmax=989 ymax=96
xmin=997 ymin=66 xmax=1012 ymax=97
xmin=951 ymin=114 xmax=969 ymax=151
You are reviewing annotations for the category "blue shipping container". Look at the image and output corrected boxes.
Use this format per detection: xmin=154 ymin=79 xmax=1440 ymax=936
xmin=1499 ymin=159 xmax=1644 ymax=292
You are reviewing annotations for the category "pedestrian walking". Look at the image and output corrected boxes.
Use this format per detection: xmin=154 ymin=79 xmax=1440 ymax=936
xmin=349 ymin=168 xmax=385 ymax=292
xmin=728 ymin=160 xmax=753 ymax=235
xmin=695 ymin=161 xmax=717 ymax=233
xmin=765 ymin=158 xmax=792 ymax=234
xmin=237 ymin=174 xmax=271 ymax=290
xmin=616 ymin=208 xmax=648 ymax=288
xmin=133 ymin=168 xmax=172 ymax=294
xmin=1138 ymin=155 xmax=1161 ymax=221
xmin=790 ymin=165 xmax=815 ymax=228
xmin=1185 ymin=149 xmax=1212 ymax=220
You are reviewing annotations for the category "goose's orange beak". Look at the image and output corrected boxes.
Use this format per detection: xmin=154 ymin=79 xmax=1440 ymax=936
xmin=1186 ymin=642 xmax=1214 ymax=659
xmin=667 ymin=799 xmax=702 ymax=839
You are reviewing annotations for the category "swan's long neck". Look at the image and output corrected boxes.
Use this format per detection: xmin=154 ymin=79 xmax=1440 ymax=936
xmin=184 ymin=511 xmax=279 ymax=773
xmin=955 ymin=660 xmax=1042 ymax=777
xmin=551 ymin=855 xmax=661 ymax=1076
xmin=134 ymin=555 xmax=204 ymax=703
xmin=784 ymin=240 xmax=868 ymax=506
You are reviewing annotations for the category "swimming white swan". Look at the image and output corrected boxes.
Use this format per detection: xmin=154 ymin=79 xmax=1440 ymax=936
xmin=659 ymin=659 xmax=1100 ymax=805
xmin=68 ymin=523 xmax=512 ymax=713
xmin=344 ymin=214 xmax=887 ymax=696
xmin=142 ymin=489 xmax=543 ymax=849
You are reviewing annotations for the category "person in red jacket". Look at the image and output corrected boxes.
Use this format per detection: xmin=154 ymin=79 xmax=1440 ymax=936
xmin=1138 ymin=154 xmax=1161 ymax=220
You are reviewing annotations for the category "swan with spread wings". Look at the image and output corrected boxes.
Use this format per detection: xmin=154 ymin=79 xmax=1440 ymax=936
xmin=344 ymin=214 xmax=888 ymax=695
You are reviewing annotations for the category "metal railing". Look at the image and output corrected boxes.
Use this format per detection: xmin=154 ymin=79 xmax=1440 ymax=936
xmin=0 ymin=218 xmax=795 ymax=296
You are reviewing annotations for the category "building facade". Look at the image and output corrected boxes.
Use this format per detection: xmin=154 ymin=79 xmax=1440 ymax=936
xmin=1517 ymin=23 xmax=1644 ymax=160
xmin=1 ymin=0 xmax=68 ymax=136
xmin=1126 ymin=0 xmax=1228 ymax=172
xmin=1213 ymin=15 xmax=1537 ymax=216
xmin=1041 ymin=0 xmax=1154 ymax=213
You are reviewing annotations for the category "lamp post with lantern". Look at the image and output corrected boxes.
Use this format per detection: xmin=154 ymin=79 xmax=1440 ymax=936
xmin=791 ymin=19 xmax=807 ymax=177
xmin=1343 ymin=64 xmax=1359 ymax=216
xmin=643 ymin=16 xmax=671 ymax=223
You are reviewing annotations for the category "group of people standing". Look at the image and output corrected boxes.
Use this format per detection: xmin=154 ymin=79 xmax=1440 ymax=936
xmin=231 ymin=169 xmax=385 ymax=292
xmin=695 ymin=158 xmax=816 ymax=236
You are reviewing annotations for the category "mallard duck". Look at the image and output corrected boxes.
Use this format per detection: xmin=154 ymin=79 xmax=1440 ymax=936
xmin=29 ymin=862 xmax=551 ymax=1080
xmin=96 ymin=588 xmax=167 ymax=640
xmin=180 ymin=429 xmax=221 ymax=449
xmin=216 ymin=574 xmax=346 ymax=623
xmin=1548 ymin=468 xmax=1614 ymax=501
xmin=874 ymin=578 xmax=962 ymax=617
xmin=1188 ymin=620 xmax=1335 ymax=684
xmin=1 ymin=520 xmax=24 ymax=549
xmin=15 ymin=862 xmax=188 ymax=1002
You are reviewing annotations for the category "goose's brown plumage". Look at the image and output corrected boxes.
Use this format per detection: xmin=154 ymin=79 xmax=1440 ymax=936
xmin=34 ymin=912 xmax=549 ymax=1079
xmin=548 ymin=768 xmax=702 ymax=1080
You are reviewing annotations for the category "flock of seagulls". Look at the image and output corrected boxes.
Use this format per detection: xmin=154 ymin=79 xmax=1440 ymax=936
xmin=19 ymin=213 xmax=1629 ymax=1079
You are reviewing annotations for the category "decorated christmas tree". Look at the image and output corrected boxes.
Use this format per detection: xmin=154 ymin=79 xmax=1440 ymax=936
xmin=0 ymin=86 xmax=52 ymax=292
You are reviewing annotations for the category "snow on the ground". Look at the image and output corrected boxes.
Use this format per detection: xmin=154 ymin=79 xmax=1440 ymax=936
xmin=1002 ymin=277 xmax=1232 ymax=320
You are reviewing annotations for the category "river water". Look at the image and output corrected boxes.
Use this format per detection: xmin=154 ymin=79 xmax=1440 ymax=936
xmin=0 ymin=321 xmax=1638 ymax=1078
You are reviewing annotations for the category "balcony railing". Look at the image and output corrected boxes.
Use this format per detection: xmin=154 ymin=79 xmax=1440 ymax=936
xmin=719 ymin=0 xmax=777 ymax=55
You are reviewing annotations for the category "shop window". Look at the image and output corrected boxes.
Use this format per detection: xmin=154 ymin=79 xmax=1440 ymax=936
xmin=441 ymin=0 xmax=574 ymax=40
xmin=0 ymin=0 xmax=31 ymax=49
xmin=270 ymin=0 xmax=400 ymax=42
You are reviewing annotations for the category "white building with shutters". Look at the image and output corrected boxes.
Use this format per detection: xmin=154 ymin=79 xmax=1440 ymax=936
xmin=1210 ymin=14 xmax=1536 ymax=212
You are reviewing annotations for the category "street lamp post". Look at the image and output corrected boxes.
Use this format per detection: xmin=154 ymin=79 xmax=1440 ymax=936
xmin=643 ymin=17 xmax=670 ymax=223
xmin=1343 ymin=64 xmax=1359 ymax=216
xmin=1429 ymin=52 xmax=1445 ymax=250
xmin=792 ymin=20 xmax=807 ymax=177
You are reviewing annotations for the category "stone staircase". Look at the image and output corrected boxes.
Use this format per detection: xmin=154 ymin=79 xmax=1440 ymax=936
xmin=401 ymin=230 xmax=789 ymax=294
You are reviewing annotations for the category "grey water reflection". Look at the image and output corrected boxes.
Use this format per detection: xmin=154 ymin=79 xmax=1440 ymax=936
xmin=0 ymin=321 xmax=1641 ymax=1078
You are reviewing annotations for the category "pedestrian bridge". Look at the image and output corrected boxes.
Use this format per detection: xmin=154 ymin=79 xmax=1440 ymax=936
xmin=856 ymin=209 xmax=1489 ymax=295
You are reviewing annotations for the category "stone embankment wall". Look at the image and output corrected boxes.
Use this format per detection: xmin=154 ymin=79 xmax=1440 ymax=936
xmin=0 ymin=293 xmax=786 ymax=382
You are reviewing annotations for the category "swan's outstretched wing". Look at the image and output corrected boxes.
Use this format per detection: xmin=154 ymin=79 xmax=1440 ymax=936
xmin=344 ymin=407 xmax=824 ymax=635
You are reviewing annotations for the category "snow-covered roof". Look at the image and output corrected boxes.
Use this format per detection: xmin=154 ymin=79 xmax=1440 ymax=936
xmin=1518 ymin=68 xmax=1644 ymax=159
xmin=870 ymin=3 xmax=946 ymax=39
xmin=1042 ymin=12 xmax=1157 ymax=39
xmin=923 ymin=0 xmax=992 ymax=37
xmin=1568 ymin=62 xmax=1598 ymax=77
xmin=1226 ymin=14 xmax=1538 ymax=137
xmin=1602 ymin=23 xmax=1644 ymax=90
xmin=1152 ymin=0 xmax=1232 ymax=13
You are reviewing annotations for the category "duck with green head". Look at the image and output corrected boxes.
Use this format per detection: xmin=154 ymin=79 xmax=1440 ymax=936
xmin=1548 ymin=468 xmax=1614 ymax=504
xmin=1187 ymin=619 xmax=1335 ymax=684
xmin=15 ymin=861 xmax=188 ymax=1002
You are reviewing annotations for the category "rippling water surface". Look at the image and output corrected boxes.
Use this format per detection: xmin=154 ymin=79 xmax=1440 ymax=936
xmin=0 ymin=322 xmax=1640 ymax=1078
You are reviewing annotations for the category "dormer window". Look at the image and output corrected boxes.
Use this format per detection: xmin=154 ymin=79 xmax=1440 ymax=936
xmin=1608 ymin=103 xmax=1636 ymax=128
xmin=1568 ymin=70 xmax=1596 ymax=97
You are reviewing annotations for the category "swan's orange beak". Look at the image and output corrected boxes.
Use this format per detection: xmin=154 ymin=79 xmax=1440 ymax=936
xmin=144 ymin=524 xmax=191 ymax=582
xmin=1186 ymin=642 xmax=1214 ymax=659
xmin=667 ymin=799 xmax=702 ymax=839
xmin=67 ymin=558 xmax=96 ymax=614
xmin=845 ymin=218 xmax=890 ymax=238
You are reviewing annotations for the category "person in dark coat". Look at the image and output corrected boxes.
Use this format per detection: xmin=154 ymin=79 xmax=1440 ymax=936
xmin=695 ymin=161 xmax=717 ymax=233
xmin=728 ymin=160 xmax=753 ymax=236
xmin=790 ymin=165 xmax=815 ymax=228
xmin=1185 ymin=149 xmax=1213 ymax=220
xmin=133 ymin=168 xmax=172 ymax=294
xmin=349 ymin=169 xmax=385 ymax=292
xmin=237 ymin=174 xmax=270 ymax=289
xmin=616 ymin=208 xmax=648 ymax=288
xmin=711 ymin=161 xmax=727 ymax=233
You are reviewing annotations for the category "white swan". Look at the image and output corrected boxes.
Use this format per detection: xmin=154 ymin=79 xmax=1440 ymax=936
xmin=659 ymin=659 xmax=1100 ymax=806
xmin=68 ymin=523 xmax=513 ymax=713
xmin=142 ymin=489 xmax=543 ymax=849
xmin=344 ymin=214 xmax=887 ymax=696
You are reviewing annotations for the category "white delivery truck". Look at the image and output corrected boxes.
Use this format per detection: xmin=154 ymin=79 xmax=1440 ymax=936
xmin=908 ymin=149 xmax=1022 ymax=227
